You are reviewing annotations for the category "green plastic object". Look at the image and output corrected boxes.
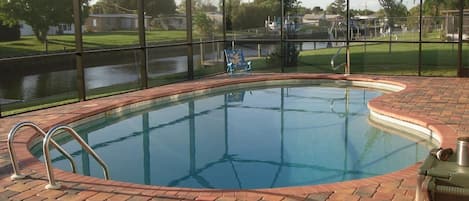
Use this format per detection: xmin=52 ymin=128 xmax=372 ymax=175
xmin=418 ymin=153 xmax=469 ymax=201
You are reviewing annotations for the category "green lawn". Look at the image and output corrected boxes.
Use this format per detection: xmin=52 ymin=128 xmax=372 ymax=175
xmin=286 ymin=42 xmax=458 ymax=76
xmin=0 ymin=30 xmax=237 ymax=58
xmin=0 ymin=31 xmax=188 ymax=57
xmin=0 ymin=30 xmax=451 ymax=58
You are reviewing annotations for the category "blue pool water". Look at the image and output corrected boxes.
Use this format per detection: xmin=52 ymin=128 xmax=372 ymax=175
xmin=33 ymin=85 xmax=433 ymax=189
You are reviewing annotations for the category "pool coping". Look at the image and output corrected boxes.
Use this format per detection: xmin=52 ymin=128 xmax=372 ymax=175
xmin=0 ymin=73 xmax=459 ymax=200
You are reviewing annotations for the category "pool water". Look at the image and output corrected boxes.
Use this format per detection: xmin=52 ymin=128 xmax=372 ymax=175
xmin=33 ymin=85 xmax=432 ymax=189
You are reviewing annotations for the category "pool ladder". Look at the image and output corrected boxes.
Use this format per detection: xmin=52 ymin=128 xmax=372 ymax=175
xmin=330 ymin=46 xmax=346 ymax=72
xmin=7 ymin=121 xmax=110 ymax=189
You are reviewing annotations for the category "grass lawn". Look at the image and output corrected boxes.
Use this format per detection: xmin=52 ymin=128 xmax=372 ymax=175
xmin=249 ymin=42 xmax=459 ymax=76
xmin=0 ymin=30 xmax=453 ymax=58
xmin=280 ymin=42 xmax=458 ymax=76
xmin=0 ymin=31 xmax=188 ymax=58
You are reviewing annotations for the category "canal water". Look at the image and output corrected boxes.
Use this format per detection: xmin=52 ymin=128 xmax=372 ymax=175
xmin=0 ymin=42 xmax=333 ymax=103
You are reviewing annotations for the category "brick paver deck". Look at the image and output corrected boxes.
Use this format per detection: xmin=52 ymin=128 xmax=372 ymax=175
xmin=0 ymin=73 xmax=467 ymax=201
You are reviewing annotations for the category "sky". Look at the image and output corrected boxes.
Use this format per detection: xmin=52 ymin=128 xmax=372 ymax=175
xmin=89 ymin=0 xmax=418 ymax=12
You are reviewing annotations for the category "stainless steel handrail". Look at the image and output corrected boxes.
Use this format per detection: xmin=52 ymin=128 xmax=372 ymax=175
xmin=7 ymin=121 xmax=77 ymax=180
xmin=330 ymin=46 xmax=346 ymax=71
xmin=43 ymin=125 xmax=110 ymax=189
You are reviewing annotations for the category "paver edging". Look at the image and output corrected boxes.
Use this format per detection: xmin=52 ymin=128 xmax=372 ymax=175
xmin=0 ymin=73 xmax=457 ymax=199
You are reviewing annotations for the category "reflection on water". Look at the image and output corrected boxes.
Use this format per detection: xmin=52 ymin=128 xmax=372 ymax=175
xmin=0 ymin=43 xmax=342 ymax=102
xmin=0 ymin=69 xmax=78 ymax=101
xmin=0 ymin=55 xmax=189 ymax=101
xmin=148 ymin=56 xmax=190 ymax=77
xmin=85 ymin=64 xmax=140 ymax=90
xmin=33 ymin=86 xmax=433 ymax=189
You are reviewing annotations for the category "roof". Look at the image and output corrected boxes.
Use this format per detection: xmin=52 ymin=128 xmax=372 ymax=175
xmin=89 ymin=14 xmax=152 ymax=19
xmin=352 ymin=15 xmax=377 ymax=20
xmin=303 ymin=14 xmax=324 ymax=20
xmin=440 ymin=9 xmax=469 ymax=14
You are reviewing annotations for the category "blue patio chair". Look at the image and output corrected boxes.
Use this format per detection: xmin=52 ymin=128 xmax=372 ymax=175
xmin=224 ymin=49 xmax=252 ymax=74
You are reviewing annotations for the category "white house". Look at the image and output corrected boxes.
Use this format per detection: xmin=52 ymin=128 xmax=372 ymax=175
xmin=19 ymin=21 xmax=75 ymax=36
xmin=84 ymin=14 xmax=151 ymax=32
xmin=302 ymin=14 xmax=324 ymax=26
xmin=153 ymin=14 xmax=186 ymax=30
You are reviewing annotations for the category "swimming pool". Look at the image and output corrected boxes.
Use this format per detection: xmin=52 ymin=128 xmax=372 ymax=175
xmin=32 ymin=81 xmax=434 ymax=189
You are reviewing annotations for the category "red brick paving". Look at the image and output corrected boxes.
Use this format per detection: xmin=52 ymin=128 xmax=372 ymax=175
xmin=0 ymin=73 xmax=467 ymax=201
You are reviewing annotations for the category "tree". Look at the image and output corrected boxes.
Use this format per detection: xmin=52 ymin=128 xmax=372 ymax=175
xmin=406 ymin=5 xmax=419 ymax=30
xmin=195 ymin=0 xmax=218 ymax=12
xmin=232 ymin=2 xmax=280 ymax=30
xmin=350 ymin=9 xmax=375 ymax=17
xmin=0 ymin=0 xmax=90 ymax=43
xmin=148 ymin=0 xmax=177 ymax=16
xmin=177 ymin=0 xmax=219 ymax=34
xmin=421 ymin=0 xmax=469 ymax=16
xmin=92 ymin=0 xmax=176 ymax=16
xmin=225 ymin=0 xmax=241 ymax=31
xmin=423 ymin=0 xmax=445 ymax=17
xmin=378 ymin=0 xmax=408 ymax=29
xmin=91 ymin=0 xmax=135 ymax=14
xmin=226 ymin=0 xmax=301 ymax=30
xmin=312 ymin=6 xmax=324 ymax=14
xmin=225 ymin=0 xmax=280 ymax=30
xmin=283 ymin=0 xmax=300 ymax=14
xmin=326 ymin=0 xmax=346 ymax=16
xmin=193 ymin=12 xmax=214 ymax=37
xmin=448 ymin=0 xmax=469 ymax=9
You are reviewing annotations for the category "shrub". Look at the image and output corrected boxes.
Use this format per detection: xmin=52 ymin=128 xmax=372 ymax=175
xmin=0 ymin=21 xmax=20 ymax=42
